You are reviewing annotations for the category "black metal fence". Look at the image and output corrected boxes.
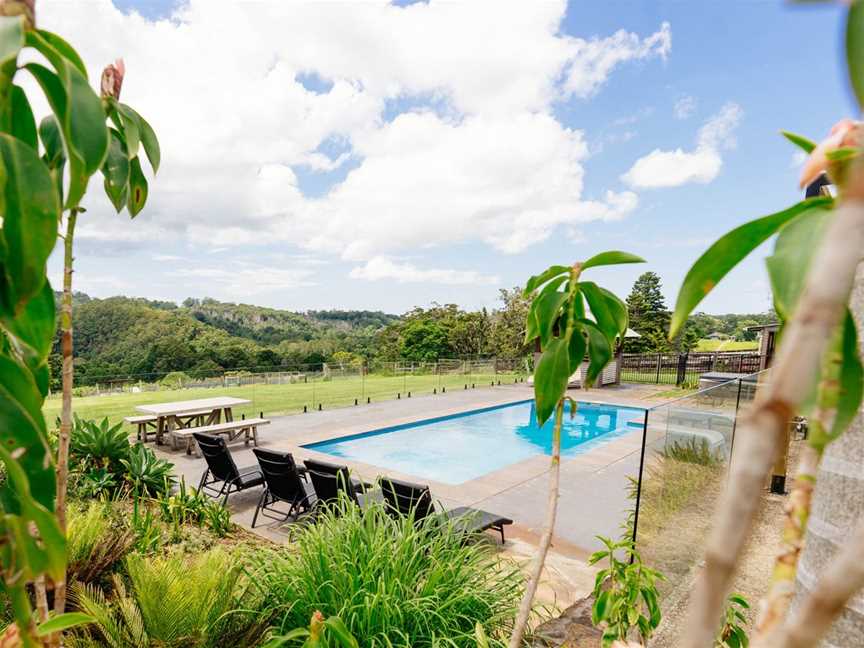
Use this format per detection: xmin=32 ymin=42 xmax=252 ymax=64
xmin=619 ymin=351 xmax=761 ymax=386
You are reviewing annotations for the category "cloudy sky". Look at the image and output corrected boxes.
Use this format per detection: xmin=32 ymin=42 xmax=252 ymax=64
xmin=40 ymin=0 xmax=850 ymax=314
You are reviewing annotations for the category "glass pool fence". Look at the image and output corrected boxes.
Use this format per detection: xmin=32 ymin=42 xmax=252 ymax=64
xmin=631 ymin=369 xmax=770 ymax=603
xmin=45 ymin=358 xmax=531 ymax=423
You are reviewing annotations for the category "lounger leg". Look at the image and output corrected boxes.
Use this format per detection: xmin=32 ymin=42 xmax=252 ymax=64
xmin=198 ymin=469 xmax=210 ymax=493
xmin=498 ymin=525 xmax=505 ymax=544
xmin=252 ymin=488 xmax=268 ymax=528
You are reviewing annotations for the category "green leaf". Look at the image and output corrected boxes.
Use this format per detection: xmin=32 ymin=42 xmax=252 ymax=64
xmin=847 ymin=0 xmax=864 ymax=110
xmin=728 ymin=594 xmax=750 ymax=609
xmin=39 ymin=116 xmax=65 ymax=167
xmin=580 ymin=281 xmax=620 ymax=343
xmin=0 ymin=133 xmax=60 ymax=313
xmin=102 ymin=130 xmax=130 ymax=213
xmin=33 ymin=30 xmax=87 ymax=78
xmin=119 ymin=103 xmax=160 ymax=172
xmin=599 ymin=286 xmax=629 ymax=339
xmin=116 ymin=104 xmax=140 ymax=159
xmin=0 ymin=15 xmax=23 ymax=68
xmin=530 ymin=278 xmax=568 ymax=346
xmin=24 ymin=33 xmax=109 ymax=208
xmin=765 ymin=206 xmax=831 ymax=320
xmin=825 ymin=146 xmax=859 ymax=162
xmin=474 ymin=623 xmax=490 ymax=648
xmin=9 ymin=85 xmax=37 ymax=149
xmin=322 ymin=617 xmax=359 ymax=648
xmin=592 ymin=589 xmax=611 ymax=625
xmin=524 ymin=264 xmax=569 ymax=296
xmin=829 ymin=310 xmax=863 ymax=440
xmin=781 ymin=130 xmax=817 ymax=154
xmin=670 ymin=196 xmax=833 ymax=338
xmin=568 ymin=326 xmax=586 ymax=376
xmin=533 ymin=337 xmax=570 ymax=426
xmin=582 ymin=250 xmax=645 ymax=271
xmin=36 ymin=612 xmax=94 ymax=636
xmin=582 ymin=321 xmax=613 ymax=388
xmin=2 ymin=280 xmax=55 ymax=359
xmin=127 ymin=156 xmax=149 ymax=217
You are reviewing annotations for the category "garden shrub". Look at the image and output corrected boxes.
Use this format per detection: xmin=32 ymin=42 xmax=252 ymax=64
xmin=252 ymin=498 xmax=524 ymax=647
xmin=160 ymin=371 xmax=191 ymax=389
xmin=67 ymin=415 xmax=175 ymax=498
xmin=72 ymin=549 xmax=268 ymax=648
xmin=66 ymin=501 xmax=135 ymax=584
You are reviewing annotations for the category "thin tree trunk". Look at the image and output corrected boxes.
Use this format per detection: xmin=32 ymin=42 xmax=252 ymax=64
xmin=682 ymin=190 xmax=864 ymax=647
xmin=33 ymin=575 xmax=49 ymax=623
xmin=53 ymin=210 xmax=77 ymax=618
xmin=753 ymin=444 xmax=820 ymax=641
xmin=754 ymin=330 xmax=845 ymax=643
xmin=509 ymin=400 xmax=564 ymax=648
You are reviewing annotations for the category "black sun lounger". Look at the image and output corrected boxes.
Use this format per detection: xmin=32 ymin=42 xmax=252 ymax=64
xmin=194 ymin=432 xmax=264 ymax=506
xmin=380 ymin=476 xmax=512 ymax=543
xmin=251 ymin=448 xmax=313 ymax=527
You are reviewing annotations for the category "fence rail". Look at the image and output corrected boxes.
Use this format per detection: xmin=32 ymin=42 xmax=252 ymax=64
xmin=619 ymin=351 xmax=761 ymax=386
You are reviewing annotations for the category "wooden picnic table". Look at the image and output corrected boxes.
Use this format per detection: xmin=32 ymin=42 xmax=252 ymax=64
xmin=135 ymin=396 xmax=251 ymax=445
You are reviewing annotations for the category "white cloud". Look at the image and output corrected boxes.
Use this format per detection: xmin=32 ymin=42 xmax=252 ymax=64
xmin=621 ymin=102 xmax=742 ymax=189
xmin=36 ymin=0 xmax=668 ymax=273
xmin=349 ymin=257 xmax=499 ymax=285
xmin=562 ymin=22 xmax=671 ymax=98
xmin=673 ymin=95 xmax=697 ymax=119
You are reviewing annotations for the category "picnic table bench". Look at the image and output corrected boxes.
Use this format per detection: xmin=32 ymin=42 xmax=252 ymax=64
xmin=124 ymin=409 xmax=213 ymax=441
xmin=170 ymin=417 xmax=270 ymax=455
xmin=135 ymin=397 xmax=251 ymax=444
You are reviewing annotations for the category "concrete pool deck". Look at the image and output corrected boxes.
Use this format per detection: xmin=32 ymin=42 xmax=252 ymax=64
xmin=154 ymin=381 xmax=676 ymax=553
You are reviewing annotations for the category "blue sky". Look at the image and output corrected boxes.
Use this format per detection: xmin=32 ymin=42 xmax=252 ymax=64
xmin=44 ymin=0 xmax=851 ymax=315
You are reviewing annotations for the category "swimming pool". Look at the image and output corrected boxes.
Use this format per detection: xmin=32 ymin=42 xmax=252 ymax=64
xmin=304 ymin=400 xmax=646 ymax=485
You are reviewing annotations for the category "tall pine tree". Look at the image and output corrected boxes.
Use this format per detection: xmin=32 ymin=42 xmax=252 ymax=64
xmin=625 ymin=272 xmax=672 ymax=352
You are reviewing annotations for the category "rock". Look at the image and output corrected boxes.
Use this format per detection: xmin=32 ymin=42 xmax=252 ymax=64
xmin=532 ymin=594 xmax=602 ymax=647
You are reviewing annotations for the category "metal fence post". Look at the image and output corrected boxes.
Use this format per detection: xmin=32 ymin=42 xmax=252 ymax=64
xmin=655 ymin=353 xmax=662 ymax=384
xmin=630 ymin=408 xmax=651 ymax=559
xmin=728 ymin=378 xmax=743 ymax=474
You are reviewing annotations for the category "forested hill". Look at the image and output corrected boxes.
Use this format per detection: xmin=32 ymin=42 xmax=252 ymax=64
xmin=52 ymin=293 xmax=398 ymax=385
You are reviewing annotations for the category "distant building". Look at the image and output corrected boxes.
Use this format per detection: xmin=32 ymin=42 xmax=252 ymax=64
xmin=746 ymin=323 xmax=780 ymax=370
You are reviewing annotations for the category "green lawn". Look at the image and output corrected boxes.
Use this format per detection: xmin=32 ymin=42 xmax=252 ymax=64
xmin=44 ymin=372 xmax=522 ymax=425
xmin=694 ymin=339 xmax=759 ymax=352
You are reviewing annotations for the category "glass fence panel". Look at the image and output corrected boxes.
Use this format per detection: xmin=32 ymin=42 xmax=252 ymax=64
xmin=634 ymin=368 xmax=771 ymax=602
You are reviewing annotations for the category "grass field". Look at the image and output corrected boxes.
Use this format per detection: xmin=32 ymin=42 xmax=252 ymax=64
xmin=44 ymin=372 xmax=520 ymax=426
xmin=693 ymin=339 xmax=759 ymax=352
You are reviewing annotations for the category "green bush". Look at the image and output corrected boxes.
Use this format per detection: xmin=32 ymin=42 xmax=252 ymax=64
xmin=72 ymin=549 xmax=267 ymax=648
xmin=120 ymin=444 xmax=175 ymax=496
xmin=70 ymin=416 xmax=131 ymax=473
xmin=252 ymin=498 xmax=524 ymax=647
xmin=66 ymin=501 xmax=135 ymax=584
xmin=161 ymin=371 xmax=192 ymax=389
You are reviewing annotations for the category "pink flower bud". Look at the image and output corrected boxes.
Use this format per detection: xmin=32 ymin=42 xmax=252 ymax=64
xmin=799 ymin=118 xmax=864 ymax=189
xmin=0 ymin=0 xmax=35 ymax=29
xmin=309 ymin=611 xmax=325 ymax=639
xmin=100 ymin=58 xmax=125 ymax=100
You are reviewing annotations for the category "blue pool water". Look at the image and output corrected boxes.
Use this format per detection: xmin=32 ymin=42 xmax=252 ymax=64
xmin=304 ymin=400 xmax=645 ymax=485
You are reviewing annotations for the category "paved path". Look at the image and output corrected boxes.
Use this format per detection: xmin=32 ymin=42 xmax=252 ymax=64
xmin=152 ymin=382 xmax=675 ymax=551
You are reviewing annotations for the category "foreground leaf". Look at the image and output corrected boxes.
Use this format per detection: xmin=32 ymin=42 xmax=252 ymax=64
xmin=670 ymin=196 xmax=833 ymax=337
xmin=781 ymin=130 xmax=817 ymax=154
xmin=0 ymin=134 xmax=60 ymax=313
xmin=847 ymin=0 xmax=864 ymax=110
xmin=582 ymin=250 xmax=645 ymax=271
xmin=534 ymin=337 xmax=570 ymax=426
